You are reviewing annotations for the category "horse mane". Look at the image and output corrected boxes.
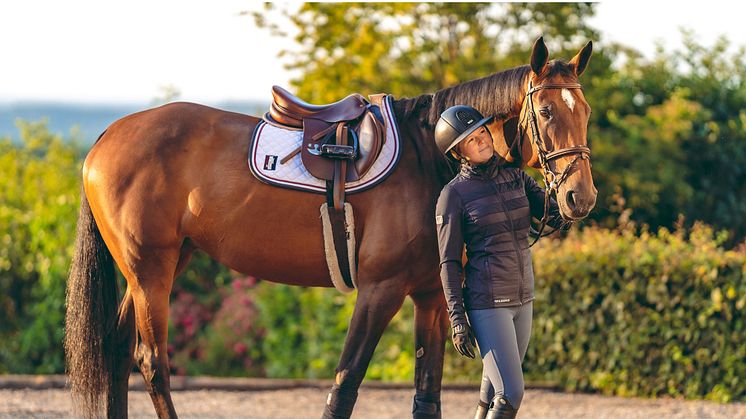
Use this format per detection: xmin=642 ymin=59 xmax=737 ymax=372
xmin=426 ymin=65 xmax=531 ymax=126
xmin=391 ymin=61 xmax=575 ymax=181
xmin=394 ymin=60 xmax=576 ymax=127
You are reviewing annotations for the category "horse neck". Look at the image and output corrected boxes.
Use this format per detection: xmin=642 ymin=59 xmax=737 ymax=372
xmin=392 ymin=96 xmax=455 ymax=189
xmin=427 ymin=66 xmax=530 ymax=121
xmin=470 ymin=71 xmax=536 ymax=167
xmin=489 ymin=99 xmax=539 ymax=168
xmin=392 ymin=66 xmax=537 ymax=183
xmin=427 ymin=66 xmax=533 ymax=166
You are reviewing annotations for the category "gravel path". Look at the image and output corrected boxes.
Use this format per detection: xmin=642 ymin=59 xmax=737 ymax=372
xmin=1 ymin=387 xmax=745 ymax=418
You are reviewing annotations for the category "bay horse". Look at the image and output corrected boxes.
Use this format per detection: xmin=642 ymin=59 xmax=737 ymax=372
xmin=65 ymin=37 xmax=596 ymax=419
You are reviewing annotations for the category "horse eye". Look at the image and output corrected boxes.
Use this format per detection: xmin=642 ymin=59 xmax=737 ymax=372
xmin=539 ymin=108 xmax=551 ymax=119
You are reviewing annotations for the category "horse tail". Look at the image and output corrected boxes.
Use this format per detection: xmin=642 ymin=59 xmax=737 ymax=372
xmin=64 ymin=182 xmax=119 ymax=417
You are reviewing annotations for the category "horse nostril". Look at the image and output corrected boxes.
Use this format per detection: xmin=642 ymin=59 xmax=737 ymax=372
xmin=566 ymin=190 xmax=577 ymax=211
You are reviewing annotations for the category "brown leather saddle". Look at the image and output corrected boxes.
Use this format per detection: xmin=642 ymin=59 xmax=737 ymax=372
xmin=265 ymin=86 xmax=386 ymax=211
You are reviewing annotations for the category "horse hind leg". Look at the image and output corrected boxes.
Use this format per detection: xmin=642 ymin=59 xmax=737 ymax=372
xmin=107 ymin=288 xmax=136 ymax=419
xmin=129 ymin=247 xmax=181 ymax=419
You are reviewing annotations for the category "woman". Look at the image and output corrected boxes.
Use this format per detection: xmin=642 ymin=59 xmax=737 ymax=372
xmin=433 ymin=105 xmax=563 ymax=419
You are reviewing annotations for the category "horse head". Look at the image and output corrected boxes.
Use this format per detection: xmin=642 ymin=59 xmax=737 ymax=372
xmin=515 ymin=37 xmax=597 ymax=220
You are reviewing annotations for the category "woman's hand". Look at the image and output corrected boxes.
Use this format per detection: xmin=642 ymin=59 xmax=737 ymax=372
xmin=452 ymin=323 xmax=477 ymax=358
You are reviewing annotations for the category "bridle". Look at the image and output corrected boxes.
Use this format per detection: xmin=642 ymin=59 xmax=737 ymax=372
xmin=515 ymin=80 xmax=592 ymax=246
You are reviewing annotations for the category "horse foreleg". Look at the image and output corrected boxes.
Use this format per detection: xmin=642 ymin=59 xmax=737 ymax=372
xmin=107 ymin=288 xmax=136 ymax=419
xmin=322 ymin=279 xmax=407 ymax=419
xmin=411 ymin=288 xmax=449 ymax=419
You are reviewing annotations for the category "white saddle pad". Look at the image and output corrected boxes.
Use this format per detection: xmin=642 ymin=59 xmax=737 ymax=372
xmin=248 ymin=95 xmax=401 ymax=194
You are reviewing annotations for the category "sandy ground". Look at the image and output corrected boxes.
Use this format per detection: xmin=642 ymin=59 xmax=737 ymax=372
xmin=1 ymin=387 xmax=745 ymax=419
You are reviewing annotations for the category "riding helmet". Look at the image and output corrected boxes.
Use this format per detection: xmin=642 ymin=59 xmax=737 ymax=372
xmin=434 ymin=105 xmax=494 ymax=155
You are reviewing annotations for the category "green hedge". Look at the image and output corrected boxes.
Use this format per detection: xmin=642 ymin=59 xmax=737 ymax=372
xmin=526 ymin=223 xmax=746 ymax=402
xmin=252 ymin=223 xmax=746 ymax=402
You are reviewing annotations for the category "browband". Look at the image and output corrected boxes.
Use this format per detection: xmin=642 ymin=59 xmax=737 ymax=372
xmin=526 ymin=82 xmax=582 ymax=95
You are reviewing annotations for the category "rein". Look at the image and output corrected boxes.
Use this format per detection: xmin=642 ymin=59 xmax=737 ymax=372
xmin=515 ymin=80 xmax=592 ymax=246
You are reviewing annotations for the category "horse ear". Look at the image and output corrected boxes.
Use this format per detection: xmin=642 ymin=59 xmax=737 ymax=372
xmin=569 ymin=41 xmax=593 ymax=77
xmin=530 ymin=36 xmax=549 ymax=76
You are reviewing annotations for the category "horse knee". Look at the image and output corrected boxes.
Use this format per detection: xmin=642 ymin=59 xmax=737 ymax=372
xmin=135 ymin=343 xmax=153 ymax=382
xmin=134 ymin=339 xmax=177 ymax=416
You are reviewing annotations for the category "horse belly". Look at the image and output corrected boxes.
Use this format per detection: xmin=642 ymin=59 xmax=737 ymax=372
xmin=184 ymin=182 xmax=334 ymax=287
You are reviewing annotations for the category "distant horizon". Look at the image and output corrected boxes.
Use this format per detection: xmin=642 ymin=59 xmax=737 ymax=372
xmin=0 ymin=100 xmax=270 ymax=144
xmin=0 ymin=97 xmax=270 ymax=107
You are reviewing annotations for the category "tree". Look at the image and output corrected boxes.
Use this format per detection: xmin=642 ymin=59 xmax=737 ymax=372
xmin=251 ymin=4 xmax=746 ymax=240
xmin=251 ymin=3 xmax=598 ymax=101
xmin=588 ymin=33 xmax=746 ymax=241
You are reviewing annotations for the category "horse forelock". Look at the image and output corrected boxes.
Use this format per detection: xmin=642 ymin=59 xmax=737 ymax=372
xmin=538 ymin=60 xmax=576 ymax=81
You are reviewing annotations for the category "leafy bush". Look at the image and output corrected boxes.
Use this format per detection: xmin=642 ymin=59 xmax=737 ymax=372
xmin=526 ymin=222 xmax=746 ymax=402
xmin=251 ymin=282 xmax=418 ymax=382
xmin=167 ymin=251 xmax=235 ymax=375
xmin=0 ymin=121 xmax=81 ymax=373
xmin=169 ymin=275 xmax=264 ymax=377
xmin=253 ymin=284 xmax=353 ymax=378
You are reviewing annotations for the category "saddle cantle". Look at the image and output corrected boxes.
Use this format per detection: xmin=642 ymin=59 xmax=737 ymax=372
xmin=264 ymin=86 xmax=386 ymax=210
xmin=270 ymin=85 xmax=368 ymax=128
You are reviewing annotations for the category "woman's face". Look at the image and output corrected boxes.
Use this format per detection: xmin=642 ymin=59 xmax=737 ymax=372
xmin=455 ymin=126 xmax=494 ymax=164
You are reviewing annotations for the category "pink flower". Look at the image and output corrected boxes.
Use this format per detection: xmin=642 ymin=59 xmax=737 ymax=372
xmin=232 ymin=279 xmax=243 ymax=291
xmin=233 ymin=342 xmax=248 ymax=355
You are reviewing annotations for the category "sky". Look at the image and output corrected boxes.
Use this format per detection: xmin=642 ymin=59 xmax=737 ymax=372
xmin=1 ymin=1 xmax=744 ymax=104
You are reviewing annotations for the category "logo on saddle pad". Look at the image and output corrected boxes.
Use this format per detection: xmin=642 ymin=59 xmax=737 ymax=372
xmin=264 ymin=155 xmax=278 ymax=171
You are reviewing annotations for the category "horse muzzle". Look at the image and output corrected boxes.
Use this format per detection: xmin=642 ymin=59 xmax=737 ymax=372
xmin=559 ymin=186 xmax=597 ymax=220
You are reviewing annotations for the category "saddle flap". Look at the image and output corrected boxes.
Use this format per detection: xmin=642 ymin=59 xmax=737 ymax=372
xmin=301 ymin=118 xmax=338 ymax=180
xmin=353 ymin=110 xmax=386 ymax=178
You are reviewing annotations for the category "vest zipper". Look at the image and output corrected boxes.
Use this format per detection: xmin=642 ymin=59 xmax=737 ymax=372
xmin=490 ymin=179 xmax=525 ymax=305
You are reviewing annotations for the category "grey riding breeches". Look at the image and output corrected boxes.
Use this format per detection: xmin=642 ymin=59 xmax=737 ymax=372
xmin=467 ymin=302 xmax=533 ymax=409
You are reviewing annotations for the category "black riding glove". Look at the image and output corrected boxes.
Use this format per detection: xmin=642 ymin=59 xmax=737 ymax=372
xmin=452 ymin=323 xmax=477 ymax=358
